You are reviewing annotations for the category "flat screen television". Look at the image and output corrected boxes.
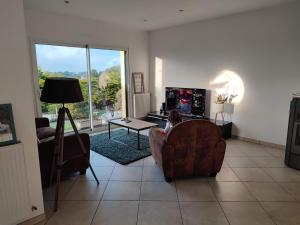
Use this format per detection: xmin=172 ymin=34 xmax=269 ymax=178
xmin=165 ymin=87 xmax=206 ymax=116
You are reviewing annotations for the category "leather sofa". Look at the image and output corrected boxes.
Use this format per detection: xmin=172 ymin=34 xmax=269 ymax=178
xmin=35 ymin=117 xmax=90 ymax=187
xmin=149 ymin=119 xmax=226 ymax=182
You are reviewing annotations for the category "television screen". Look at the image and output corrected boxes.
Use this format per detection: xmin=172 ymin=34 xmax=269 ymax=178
xmin=166 ymin=87 xmax=206 ymax=116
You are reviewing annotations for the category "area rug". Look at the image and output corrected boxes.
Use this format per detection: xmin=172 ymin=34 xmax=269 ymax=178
xmin=90 ymin=129 xmax=151 ymax=165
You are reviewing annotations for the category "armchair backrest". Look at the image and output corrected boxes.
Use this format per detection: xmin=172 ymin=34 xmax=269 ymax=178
xmin=35 ymin=117 xmax=50 ymax=129
xmin=166 ymin=119 xmax=222 ymax=150
xmin=149 ymin=119 xmax=226 ymax=179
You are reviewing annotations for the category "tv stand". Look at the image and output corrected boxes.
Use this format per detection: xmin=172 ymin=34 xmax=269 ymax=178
xmin=148 ymin=111 xmax=205 ymax=120
xmin=145 ymin=111 xmax=232 ymax=139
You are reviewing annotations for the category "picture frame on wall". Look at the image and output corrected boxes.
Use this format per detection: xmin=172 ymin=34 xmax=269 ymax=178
xmin=0 ymin=104 xmax=17 ymax=146
xmin=132 ymin=72 xmax=145 ymax=94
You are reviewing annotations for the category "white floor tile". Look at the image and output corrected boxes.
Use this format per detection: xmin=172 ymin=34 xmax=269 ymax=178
xmin=221 ymin=202 xmax=275 ymax=225
xmin=92 ymin=201 xmax=138 ymax=225
xmin=232 ymin=168 xmax=273 ymax=182
xmin=140 ymin=181 xmax=177 ymax=201
xmin=211 ymin=182 xmax=256 ymax=201
xmin=137 ymin=201 xmax=182 ymax=225
xmin=46 ymin=201 xmax=98 ymax=225
xmin=65 ymin=180 xmax=107 ymax=201
xmin=244 ymin=182 xmax=295 ymax=201
xmin=110 ymin=167 xmax=143 ymax=181
xmin=102 ymin=181 xmax=141 ymax=200
xmin=176 ymin=179 xmax=216 ymax=201
xmin=181 ymin=202 xmax=229 ymax=225
xmin=261 ymin=202 xmax=300 ymax=225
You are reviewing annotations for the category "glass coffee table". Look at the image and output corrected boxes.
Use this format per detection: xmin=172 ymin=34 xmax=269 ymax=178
xmin=108 ymin=118 xmax=158 ymax=150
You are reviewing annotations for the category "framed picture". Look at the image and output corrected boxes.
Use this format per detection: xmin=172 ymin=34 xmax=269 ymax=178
xmin=132 ymin=72 xmax=145 ymax=94
xmin=0 ymin=104 xmax=17 ymax=146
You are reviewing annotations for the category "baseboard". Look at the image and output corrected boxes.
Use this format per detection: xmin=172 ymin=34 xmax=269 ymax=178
xmin=18 ymin=213 xmax=45 ymax=225
xmin=232 ymin=135 xmax=285 ymax=150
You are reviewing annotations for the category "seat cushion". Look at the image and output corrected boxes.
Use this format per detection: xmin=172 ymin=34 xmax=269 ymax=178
xmin=37 ymin=127 xmax=56 ymax=140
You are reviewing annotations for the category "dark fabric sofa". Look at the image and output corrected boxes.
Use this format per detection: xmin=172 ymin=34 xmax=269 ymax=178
xmin=35 ymin=117 xmax=90 ymax=187
xmin=149 ymin=119 xmax=226 ymax=182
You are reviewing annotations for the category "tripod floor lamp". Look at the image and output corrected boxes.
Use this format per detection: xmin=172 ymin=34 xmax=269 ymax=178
xmin=40 ymin=77 xmax=99 ymax=211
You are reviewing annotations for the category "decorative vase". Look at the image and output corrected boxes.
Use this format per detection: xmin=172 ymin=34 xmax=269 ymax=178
xmin=224 ymin=103 xmax=234 ymax=114
xmin=213 ymin=103 xmax=224 ymax=113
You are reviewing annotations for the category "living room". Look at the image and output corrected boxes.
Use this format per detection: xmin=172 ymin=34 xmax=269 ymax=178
xmin=1 ymin=0 xmax=300 ymax=225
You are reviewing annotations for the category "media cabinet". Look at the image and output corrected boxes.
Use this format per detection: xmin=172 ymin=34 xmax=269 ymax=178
xmin=144 ymin=111 xmax=232 ymax=139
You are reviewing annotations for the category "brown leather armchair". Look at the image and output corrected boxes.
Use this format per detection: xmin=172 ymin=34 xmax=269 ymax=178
xmin=149 ymin=120 xmax=226 ymax=182
xmin=35 ymin=117 xmax=90 ymax=187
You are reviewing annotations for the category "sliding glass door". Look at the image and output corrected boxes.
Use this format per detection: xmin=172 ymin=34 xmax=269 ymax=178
xmin=34 ymin=44 xmax=127 ymax=132
xmin=89 ymin=48 xmax=127 ymax=128
xmin=35 ymin=44 xmax=90 ymax=132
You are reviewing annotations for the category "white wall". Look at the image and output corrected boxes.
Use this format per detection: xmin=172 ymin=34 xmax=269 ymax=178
xmin=149 ymin=2 xmax=300 ymax=146
xmin=0 ymin=0 xmax=44 ymax=222
xmin=24 ymin=9 xmax=149 ymax=116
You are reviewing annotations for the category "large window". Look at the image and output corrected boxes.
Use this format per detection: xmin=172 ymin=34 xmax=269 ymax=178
xmin=34 ymin=44 xmax=127 ymax=132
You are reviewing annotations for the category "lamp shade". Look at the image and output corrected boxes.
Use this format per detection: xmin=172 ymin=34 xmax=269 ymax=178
xmin=40 ymin=77 xmax=83 ymax=103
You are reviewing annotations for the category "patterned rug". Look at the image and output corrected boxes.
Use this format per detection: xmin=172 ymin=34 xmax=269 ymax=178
xmin=90 ymin=129 xmax=151 ymax=165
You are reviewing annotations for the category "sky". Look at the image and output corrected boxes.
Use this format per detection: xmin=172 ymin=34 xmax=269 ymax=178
xmin=35 ymin=44 xmax=121 ymax=73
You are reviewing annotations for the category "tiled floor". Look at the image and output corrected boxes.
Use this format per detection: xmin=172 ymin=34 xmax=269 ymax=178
xmin=40 ymin=137 xmax=300 ymax=225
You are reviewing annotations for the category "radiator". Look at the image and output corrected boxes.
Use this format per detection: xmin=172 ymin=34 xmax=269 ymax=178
xmin=133 ymin=93 xmax=150 ymax=118
xmin=0 ymin=143 xmax=31 ymax=225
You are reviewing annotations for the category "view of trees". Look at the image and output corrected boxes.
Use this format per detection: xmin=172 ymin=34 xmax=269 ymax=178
xmin=38 ymin=66 xmax=121 ymax=119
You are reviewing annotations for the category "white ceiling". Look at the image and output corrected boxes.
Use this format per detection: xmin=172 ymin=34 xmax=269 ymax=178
xmin=24 ymin=0 xmax=295 ymax=31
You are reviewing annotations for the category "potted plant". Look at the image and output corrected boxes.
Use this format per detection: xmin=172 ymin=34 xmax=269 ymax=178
xmin=214 ymin=93 xmax=227 ymax=113
xmin=214 ymin=93 xmax=237 ymax=123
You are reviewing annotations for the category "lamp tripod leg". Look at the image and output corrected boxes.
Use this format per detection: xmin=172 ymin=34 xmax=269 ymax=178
xmin=53 ymin=108 xmax=65 ymax=212
xmin=65 ymin=108 xmax=100 ymax=185
xmin=49 ymin=111 xmax=64 ymax=186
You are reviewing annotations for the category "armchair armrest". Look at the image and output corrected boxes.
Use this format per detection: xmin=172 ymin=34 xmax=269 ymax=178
xmin=149 ymin=127 xmax=166 ymax=166
xmin=149 ymin=127 xmax=174 ymax=181
xmin=35 ymin=117 xmax=50 ymax=128
xmin=149 ymin=127 xmax=166 ymax=147
xmin=38 ymin=133 xmax=90 ymax=158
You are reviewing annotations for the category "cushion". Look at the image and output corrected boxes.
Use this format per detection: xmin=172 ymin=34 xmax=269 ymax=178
xmin=37 ymin=127 xmax=56 ymax=140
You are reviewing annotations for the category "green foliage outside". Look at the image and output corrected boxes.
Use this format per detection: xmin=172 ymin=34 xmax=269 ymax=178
xmin=50 ymin=120 xmax=72 ymax=131
xmin=38 ymin=66 xmax=121 ymax=120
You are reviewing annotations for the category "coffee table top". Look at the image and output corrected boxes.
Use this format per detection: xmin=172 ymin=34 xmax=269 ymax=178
xmin=109 ymin=118 xmax=158 ymax=131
